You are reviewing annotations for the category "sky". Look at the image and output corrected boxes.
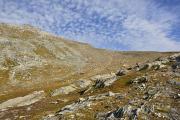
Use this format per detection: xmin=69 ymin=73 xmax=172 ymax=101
xmin=0 ymin=0 xmax=180 ymax=51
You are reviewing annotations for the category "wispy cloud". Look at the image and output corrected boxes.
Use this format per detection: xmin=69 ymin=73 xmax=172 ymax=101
xmin=0 ymin=0 xmax=180 ymax=51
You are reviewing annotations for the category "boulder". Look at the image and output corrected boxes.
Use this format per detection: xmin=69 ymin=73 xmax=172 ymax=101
xmin=116 ymin=69 xmax=126 ymax=76
xmin=93 ymin=80 xmax=105 ymax=89
xmin=173 ymin=93 xmax=180 ymax=99
xmin=91 ymin=73 xmax=117 ymax=88
xmin=107 ymin=107 xmax=124 ymax=118
xmin=172 ymin=62 xmax=180 ymax=70
xmin=143 ymin=87 xmax=159 ymax=100
xmin=176 ymin=56 xmax=180 ymax=62
xmin=138 ymin=64 xmax=149 ymax=71
xmin=129 ymin=108 xmax=138 ymax=120
xmin=97 ymin=105 xmax=140 ymax=120
xmin=133 ymin=63 xmax=140 ymax=71
xmin=172 ymin=62 xmax=180 ymax=76
xmin=169 ymin=53 xmax=180 ymax=62
xmin=130 ymin=76 xmax=148 ymax=84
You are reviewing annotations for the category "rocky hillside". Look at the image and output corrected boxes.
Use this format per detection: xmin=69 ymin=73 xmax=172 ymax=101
xmin=0 ymin=23 xmax=179 ymax=120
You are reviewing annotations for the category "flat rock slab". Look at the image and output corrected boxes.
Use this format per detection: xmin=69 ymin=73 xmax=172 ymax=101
xmin=0 ymin=91 xmax=45 ymax=110
xmin=51 ymin=85 xmax=77 ymax=96
xmin=51 ymin=79 xmax=92 ymax=96
xmin=73 ymin=79 xmax=92 ymax=88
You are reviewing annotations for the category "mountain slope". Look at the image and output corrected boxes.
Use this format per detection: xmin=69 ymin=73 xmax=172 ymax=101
xmin=0 ymin=23 xmax=178 ymax=120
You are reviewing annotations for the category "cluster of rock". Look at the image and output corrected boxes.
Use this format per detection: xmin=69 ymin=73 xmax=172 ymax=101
xmin=1 ymin=53 xmax=179 ymax=119
xmin=135 ymin=60 xmax=166 ymax=71
xmin=43 ymin=92 xmax=124 ymax=120
xmin=90 ymin=68 xmax=129 ymax=90
xmin=133 ymin=53 xmax=180 ymax=71
xmin=97 ymin=79 xmax=179 ymax=120
xmin=43 ymin=53 xmax=180 ymax=120
xmin=51 ymin=71 xmax=127 ymax=96
xmin=96 ymin=54 xmax=180 ymax=120
xmin=97 ymin=105 xmax=141 ymax=120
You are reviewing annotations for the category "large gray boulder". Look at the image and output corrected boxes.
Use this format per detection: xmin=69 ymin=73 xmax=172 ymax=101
xmin=91 ymin=73 xmax=117 ymax=88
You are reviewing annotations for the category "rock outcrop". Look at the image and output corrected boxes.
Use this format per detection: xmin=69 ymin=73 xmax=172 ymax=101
xmin=51 ymin=79 xmax=92 ymax=96
xmin=43 ymin=92 xmax=123 ymax=120
xmin=0 ymin=91 xmax=45 ymax=110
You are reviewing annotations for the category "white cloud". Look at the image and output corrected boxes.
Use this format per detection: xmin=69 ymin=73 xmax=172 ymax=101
xmin=0 ymin=0 xmax=179 ymax=51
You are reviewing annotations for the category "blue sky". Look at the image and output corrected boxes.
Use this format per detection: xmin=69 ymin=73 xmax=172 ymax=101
xmin=0 ymin=0 xmax=180 ymax=51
